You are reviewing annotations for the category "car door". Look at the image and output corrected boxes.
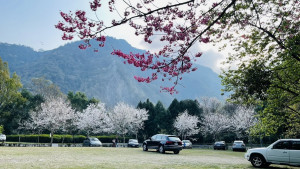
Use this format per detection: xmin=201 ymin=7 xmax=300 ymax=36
xmin=152 ymin=135 xmax=162 ymax=149
xmin=290 ymin=141 xmax=300 ymax=165
xmin=147 ymin=135 xmax=157 ymax=149
xmin=267 ymin=141 xmax=290 ymax=164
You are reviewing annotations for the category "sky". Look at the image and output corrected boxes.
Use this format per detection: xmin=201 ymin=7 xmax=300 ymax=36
xmin=0 ymin=0 xmax=227 ymax=74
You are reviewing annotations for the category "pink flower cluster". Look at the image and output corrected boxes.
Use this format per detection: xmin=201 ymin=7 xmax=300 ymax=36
xmin=55 ymin=0 xmax=236 ymax=94
xmin=90 ymin=0 xmax=102 ymax=11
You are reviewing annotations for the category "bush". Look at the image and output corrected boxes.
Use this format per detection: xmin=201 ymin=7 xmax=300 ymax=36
xmin=5 ymin=134 xmax=129 ymax=143
xmin=6 ymin=134 xmax=87 ymax=143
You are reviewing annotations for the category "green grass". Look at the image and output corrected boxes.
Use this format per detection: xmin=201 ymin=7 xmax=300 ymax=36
xmin=0 ymin=147 xmax=298 ymax=169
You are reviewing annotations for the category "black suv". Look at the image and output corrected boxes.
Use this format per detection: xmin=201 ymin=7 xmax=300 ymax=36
xmin=143 ymin=134 xmax=182 ymax=154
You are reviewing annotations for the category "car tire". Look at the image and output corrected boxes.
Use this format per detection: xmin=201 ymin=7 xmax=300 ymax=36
xmin=143 ymin=144 xmax=148 ymax=151
xmin=173 ymin=150 xmax=180 ymax=154
xmin=159 ymin=145 xmax=165 ymax=154
xmin=250 ymin=154 xmax=266 ymax=168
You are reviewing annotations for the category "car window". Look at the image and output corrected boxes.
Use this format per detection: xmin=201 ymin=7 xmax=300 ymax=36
xmin=168 ymin=136 xmax=181 ymax=141
xmin=273 ymin=141 xmax=290 ymax=149
xmin=151 ymin=135 xmax=157 ymax=140
xmin=90 ymin=138 xmax=98 ymax=141
xmin=291 ymin=141 xmax=300 ymax=150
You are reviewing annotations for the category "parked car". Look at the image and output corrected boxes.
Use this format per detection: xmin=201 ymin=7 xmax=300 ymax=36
xmin=83 ymin=137 xmax=102 ymax=147
xmin=143 ymin=134 xmax=182 ymax=154
xmin=128 ymin=139 xmax=139 ymax=148
xmin=232 ymin=140 xmax=246 ymax=152
xmin=182 ymin=140 xmax=192 ymax=149
xmin=214 ymin=141 xmax=227 ymax=150
xmin=0 ymin=133 xmax=6 ymax=145
xmin=245 ymin=139 xmax=300 ymax=168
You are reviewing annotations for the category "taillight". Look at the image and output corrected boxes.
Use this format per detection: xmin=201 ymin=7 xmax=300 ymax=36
xmin=166 ymin=141 xmax=173 ymax=145
xmin=178 ymin=141 xmax=182 ymax=145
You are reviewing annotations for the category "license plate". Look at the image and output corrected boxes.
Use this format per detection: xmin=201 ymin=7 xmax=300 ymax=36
xmin=174 ymin=143 xmax=178 ymax=145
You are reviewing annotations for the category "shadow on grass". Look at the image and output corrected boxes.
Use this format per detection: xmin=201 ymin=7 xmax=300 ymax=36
xmin=143 ymin=150 xmax=180 ymax=155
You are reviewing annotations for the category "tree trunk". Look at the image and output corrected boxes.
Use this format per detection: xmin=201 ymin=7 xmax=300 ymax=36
xmin=123 ymin=133 xmax=125 ymax=144
xmin=50 ymin=131 xmax=54 ymax=146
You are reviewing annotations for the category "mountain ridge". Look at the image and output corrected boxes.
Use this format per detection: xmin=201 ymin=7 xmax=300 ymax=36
xmin=0 ymin=37 xmax=225 ymax=107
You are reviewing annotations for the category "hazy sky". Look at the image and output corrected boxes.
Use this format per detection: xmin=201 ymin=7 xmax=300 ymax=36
xmin=0 ymin=0 xmax=227 ymax=73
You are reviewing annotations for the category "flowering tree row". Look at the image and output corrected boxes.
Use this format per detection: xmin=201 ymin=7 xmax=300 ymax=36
xmin=202 ymin=105 xmax=257 ymax=141
xmin=22 ymin=97 xmax=148 ymax=144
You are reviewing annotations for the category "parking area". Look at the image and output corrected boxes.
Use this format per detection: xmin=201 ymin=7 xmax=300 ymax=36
xmin=0 ymin=147 xmax=299 ymax=169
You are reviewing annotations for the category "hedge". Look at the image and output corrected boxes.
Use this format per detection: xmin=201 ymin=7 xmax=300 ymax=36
xmin=6 ymin=134 xmax=131 ymax=143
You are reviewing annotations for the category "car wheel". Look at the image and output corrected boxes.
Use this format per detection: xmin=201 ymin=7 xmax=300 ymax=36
xmin=143 ymin=144 xmax=148 ymax=151
xmin=250 ymin=155 xmax=265 ymax=168
xmin=159 ymin=145 xmax=165 ymax=154
xmin=173 ymin=150 xmax=180 ymax=154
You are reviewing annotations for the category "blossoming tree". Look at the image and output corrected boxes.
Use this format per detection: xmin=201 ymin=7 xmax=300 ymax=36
xmin=173 ymin=110 xmax=200 ymax=140
xmin=56 ymin=0 xmax=299 ymax=94
xmin=31 ymin=97 xmax=76 ymax=145
xmin=108 ymin=102 xmax=148 ymax=143
xmin=201 ymin=111 xmax=231 ymax=141
xmin=231 ymin=106 xmax=257 ymax=139
xmin=76 ymin=103 xmax=111 ymax=136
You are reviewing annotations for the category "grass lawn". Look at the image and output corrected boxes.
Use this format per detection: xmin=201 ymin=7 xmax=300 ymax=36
xmin=0 ymin=147 xmax=298 ymax=169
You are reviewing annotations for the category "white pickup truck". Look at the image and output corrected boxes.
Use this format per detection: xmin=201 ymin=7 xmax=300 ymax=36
xmin=245 ymin=139 xmax=300 ymax=167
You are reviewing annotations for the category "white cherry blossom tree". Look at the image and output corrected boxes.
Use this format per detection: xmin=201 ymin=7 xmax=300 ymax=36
xmin=109 ymin=102 xmax=148 ymax=143
xmin=76 ymin=103 xmax=111 ymax=136
xmin=201 ymin=112 xmax=231 ymax=141
xmin=31 ymin=97 xmax=75 ymax=145
xmin=174 ymin=110 xmax=200 ymax=140
xmin=231 ymin=106 xmax=257 ymax=139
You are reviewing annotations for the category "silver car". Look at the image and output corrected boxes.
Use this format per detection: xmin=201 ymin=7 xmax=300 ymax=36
xmin=83 ymin=137 xmax=102 ymax=147
xmin=0 ymin=133 xmax=6 ymax=145
xmin=232 ymin=140 xmax=246 ymax=151
xmin=128 ymin=139 xmax=139 ymax=148
xmin=182 ymin=140 xmax=192 ymax=149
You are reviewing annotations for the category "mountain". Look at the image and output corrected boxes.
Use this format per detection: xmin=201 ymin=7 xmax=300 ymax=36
xmin=0 ymin=37 xmax=225 ymax=107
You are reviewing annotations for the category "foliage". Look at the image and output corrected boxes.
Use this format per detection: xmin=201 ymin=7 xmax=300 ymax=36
xmin=221 ymin=30 xmax=300 ymax=138
xmin=137 ymin=99 xmax=157 ymax=138
xmin=0 ymin=57 xmax=27 ymax=134
xmin=29 ymin=77 xmax=64 ymax=100
xmin=0 ymin=125 xmax=4 ymax=133
xmin=67 ymin=91 xmax=99 ymax=112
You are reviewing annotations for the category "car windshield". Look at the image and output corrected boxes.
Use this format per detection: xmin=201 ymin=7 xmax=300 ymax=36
xmin=129 ymin=139 xmax=138 ymax=143
xmin=234 ymin=141 xmax=243 ymax=144
xmin=215 ymin=142 xmax=223 ymax=144
xmin=168 ymin=136 xmax=181 ymax=141
xmin=90 ymin=138 xmax=99 ymax=141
